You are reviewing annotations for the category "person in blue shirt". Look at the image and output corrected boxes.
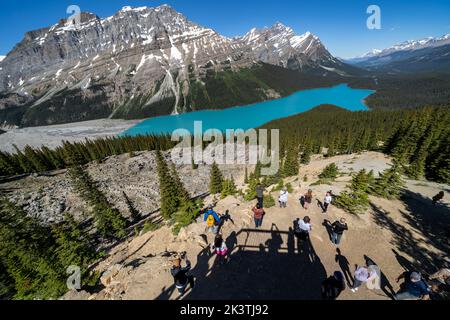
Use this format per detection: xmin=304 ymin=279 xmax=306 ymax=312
xmin=395 ymin=271 xmax=430 ymax=300
xmin=203 ymin=205 xmax=220 ymax=234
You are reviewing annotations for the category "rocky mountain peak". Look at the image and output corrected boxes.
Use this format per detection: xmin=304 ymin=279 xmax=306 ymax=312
xmin=0 ymin=5 xmax=347 ymax=127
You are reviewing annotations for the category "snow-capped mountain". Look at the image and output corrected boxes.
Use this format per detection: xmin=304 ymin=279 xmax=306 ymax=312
xmin=238 ymin=23 xmax=340 ymax=71
xmin=0 ymin=56 xmax=5 ymax=62
xmin=0 ymin=5 xmax=350 ymax=127
xmin=376 ymin=34 xmax=450 ymax=56
xmin=347 ymin=34 xmax=450 ymax=66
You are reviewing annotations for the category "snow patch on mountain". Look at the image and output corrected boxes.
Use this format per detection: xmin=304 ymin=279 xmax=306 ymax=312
xmin=352 ymin=34 xmax=450 ymax=61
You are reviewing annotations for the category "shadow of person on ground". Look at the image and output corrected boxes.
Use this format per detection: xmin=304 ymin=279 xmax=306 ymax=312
xmin=364 ymin=255 xmax=396 ymax=300
xmin=335 ymin=248 xmax=354 ymax=287
xmin=157 ymin=225 xmax=327 ymax=300
xmin=392 ymin=249 xmax=416 ymax=272
xmin=322 ymin=219 xmax=333 ymax=242
xmin=371 ymin=191 xmax=449 ymax=275
xmin=317 ymin=199 xmax=325 ymax=212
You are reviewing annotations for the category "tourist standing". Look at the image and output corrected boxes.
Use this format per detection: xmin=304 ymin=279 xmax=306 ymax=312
xmin=256 ymin=184 xmax=265 ymax=208
xmin=204 ymin=205 xmax=220 ymax=234
xmin=331 ymin=218 xmax=349 ymax=245
xmin=252 ymin=203 xmax=266 ymax=228
xmin=171 ymin=256 xmax=195 ymax=296
xmin=212 ymin=234 xmax=229 ymax=264
xmin=323 ymin=191 xmax=333 ymax=213
xmin=295 ymin=216 xmax=312 ymax=252
xmin=351 ymin=265 xmax=374 ymax=293
xmin=303 ymin=189 xmax=314 ymax=210
xmin=279 ymin=188 xmax=289 ymax=208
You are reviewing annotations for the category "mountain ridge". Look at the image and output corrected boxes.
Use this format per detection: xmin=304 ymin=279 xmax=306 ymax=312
xmin=346 ymin=34 xmax=450 ymax=70
xmin=0 ymin=4 xmax=356 ymax=127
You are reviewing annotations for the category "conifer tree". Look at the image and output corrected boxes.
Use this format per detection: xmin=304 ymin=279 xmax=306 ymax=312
xmin=172 ymin=198 xmax=204 ymax=235
xmin=170 ymin=163 xmax=190 ymax=204
xmin=326 ymin=139 xmax=337 ymax=158
xmin=300 ymin=145 xmax=312 ymax=165
xmin=282 ymin=145 xmax=299 ymax=177
xmin=123 ymin=191 xmax=140 ymax=222
xmin=155 ymin=151 xmax=178 ymax=220
xmin=13 ymin=145 xmax=33 ymax=173
xmin=371 ymin=162 xmax=404 ymax=199
xmin=0 ymin=197 xmax=66 ymax=299
xmin=0 ymin=151 xmax=16 ymax=176
xmin=221 ymin=176 xmax=237 ymax=199
xmin=244 ymin=176 xmax=259 ymax=201
xmin=334 ymin=169 xmax=372 ymax=214
xmin=68 ymin=165 xmax=127 ymax=239
xmin=407 ymin=126 xmax=433 ymax=179
xmin=254 ymin=161 xmax=262 ymax=180
xmin=209 ymin=162 xmax=224 ymax=194
xmin=426 ymin=132 xmax=450 ymax=183
xmin=319 ymin=163 xmax=339 ymax=181
xmin=24 ymin=146 xmax=50 ymax=173
xmin=51 ymin=214 xmax=98 ymax=278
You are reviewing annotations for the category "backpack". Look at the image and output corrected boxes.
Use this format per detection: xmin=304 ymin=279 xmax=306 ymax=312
xmin=206 ymin=214 xmax=216 ymax=227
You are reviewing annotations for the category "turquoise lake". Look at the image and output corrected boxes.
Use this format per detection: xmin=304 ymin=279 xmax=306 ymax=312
xmin=121 ymin=84 xmax=375 ymax=136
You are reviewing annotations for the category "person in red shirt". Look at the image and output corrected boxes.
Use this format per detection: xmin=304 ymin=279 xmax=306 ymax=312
xmin=252 ymin=203 xmax=266 ymax=228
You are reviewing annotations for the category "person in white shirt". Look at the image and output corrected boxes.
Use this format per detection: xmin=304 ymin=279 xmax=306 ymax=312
xmin=294 ymin=216 xmax=312 ymax=253
xmin=279 ymin=188 xmax=289 ymax=208
xmin=351 ymin=266 xmax=376 ymax=292
xmin=323 ymin=191 xmax=333 ymax=213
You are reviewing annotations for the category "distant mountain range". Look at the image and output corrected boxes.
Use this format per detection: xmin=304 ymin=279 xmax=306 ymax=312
xmin=0 ymin=5 xmax=448 ymax=128
xmin=0 ymin=5 xmax=358 ymax=128
xmin=346 ymin=34 xmax=450 ymax=73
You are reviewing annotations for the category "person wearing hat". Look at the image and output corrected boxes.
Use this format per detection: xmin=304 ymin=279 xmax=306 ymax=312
xmin=395 ymin=271 xmax=430 ymax=300
xmin=170 ymin=257 xmax=195 ymax=296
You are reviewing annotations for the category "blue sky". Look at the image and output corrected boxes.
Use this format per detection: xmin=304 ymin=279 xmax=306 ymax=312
xmin=0 ymin=0 xmax=449 ymax=58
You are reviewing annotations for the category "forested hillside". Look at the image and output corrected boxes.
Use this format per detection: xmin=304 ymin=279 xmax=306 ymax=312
xmin=348 ymin=73 xmax=450 ymax=110
xmin=261 ymin=104 xmax=450 ymax=183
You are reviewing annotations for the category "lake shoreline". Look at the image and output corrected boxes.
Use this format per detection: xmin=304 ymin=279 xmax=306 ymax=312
xmin=122 ymin=84 xmax=375 ymax=136
xmin=0 ymin=84 xmax=375 ymax=152
xmin=0 ymin=119 xmax=142 ymax=152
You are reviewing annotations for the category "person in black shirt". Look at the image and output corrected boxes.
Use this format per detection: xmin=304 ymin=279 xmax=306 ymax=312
xmin=321 ymin=271 xmax=345 ymax=300
xmin=171 ymin=257 xmax=195 ymax=296
xmin=395 ymin=271 xmax=430 ymax=300
xmin=331 ymin=218 xmax=348 ymax=245
xmin=217 ymin=210 xmax=235 ymax=233
xmin=256 ymin=184 xmax=265 ymax=208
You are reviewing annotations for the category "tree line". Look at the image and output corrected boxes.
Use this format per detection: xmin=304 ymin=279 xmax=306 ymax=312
xmin=0 ymin=134 xmax=176 ymax=177
xmin=0 ymin=196 xmax=99 ymax=299
xmin=262 ymin=104 xmax=450 ymax=184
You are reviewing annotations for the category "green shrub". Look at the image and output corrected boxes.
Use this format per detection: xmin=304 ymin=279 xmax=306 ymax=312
xmin=142 ymin=220 xmax=161 ymax=234
xmin=264 ymin=194 xmax=276 ymax=208
xmin=172 ymin=199 xmax=204 ymax=235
